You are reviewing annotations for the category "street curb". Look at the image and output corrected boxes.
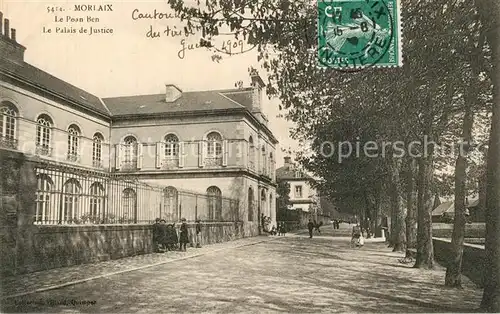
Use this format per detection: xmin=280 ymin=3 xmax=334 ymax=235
xmin=1 ymin=237 xmax=276 ymax=301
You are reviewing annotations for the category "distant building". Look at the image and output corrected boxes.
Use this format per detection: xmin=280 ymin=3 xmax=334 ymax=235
xmin=432 ymin=198 xmax=483 ymax=223
xmin=276 ymin=157 xmax=319 ymax=216
xmin=0 ymin=13 xmax=278 ymax=231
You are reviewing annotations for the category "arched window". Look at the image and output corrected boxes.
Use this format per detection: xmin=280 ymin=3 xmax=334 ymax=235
xmin=89 ymin=182 xmax=105 ymax=223
xmin=165 ymin=134 xmax=179 ymax=157
xmin=260 ymin=189 xmax=267 ymax=226
xmin=36 ymin=114 xmax=53 ymax=156
xmin=248 ymin=136 xmax=255 ymax=170
xmin=123 ymin=136 xmax=138 ymax=168
xmin=164 ymin=186 xmax=179 ymax=221
xmin=122 ymin=188 xmax=137 ymax=223
xmin=92 ymin=133 xmax=104 ymax=167
xmin=67 ymin=124 xmax=81 ymax=161
xmin=261 ymin=146 xmax=267 ymax=175
xmin=206 ymin=132 xmax=223 ymax=166
xmin=35 ymin=174 xmax=53 ymax=224
xmin=248 ymin=187 xmax=254 ymax=222
xmin=164 ymin=134 xmax=180 ymax=168
xmin=207 ymin=186 xmax=222 ymax=221
xmin=63 ymin=178 xmax=81 ymax=223
xmin=0 ymin=102 xmax=18 ymax=149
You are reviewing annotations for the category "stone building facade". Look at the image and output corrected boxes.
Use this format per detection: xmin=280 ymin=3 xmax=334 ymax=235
xmin=276 ymin=157 xmax=319 ymax=214
xmin=0 ymin=13 xmax=278 ymax=233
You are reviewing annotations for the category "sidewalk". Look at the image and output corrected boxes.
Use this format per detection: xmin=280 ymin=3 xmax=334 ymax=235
xmin=0 ymin=235 xmax=274 ymax=300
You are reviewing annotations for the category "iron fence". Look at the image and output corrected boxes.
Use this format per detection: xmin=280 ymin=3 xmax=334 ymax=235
xmin=31 ymin=160 xmax=240 ymax=225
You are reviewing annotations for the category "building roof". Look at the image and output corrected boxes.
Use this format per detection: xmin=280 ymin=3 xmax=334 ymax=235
xmin=432 ymin=198 xmax=480 ymax=216
xmin=0 ymin=58 xmax=110 ymax=116
xmin=101 ymin=88 xmax=253 ymax=116
xmin=432 ymin=201 xmax=454 ymax=216
xmin=276 ymin=164 xmax=315 ymax=181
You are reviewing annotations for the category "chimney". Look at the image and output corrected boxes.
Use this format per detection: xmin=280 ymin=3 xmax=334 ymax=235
xmin=4 ymin=18 xmax=9 ymax=39
xmin=250 ymin=68 xmax=265 ymax=89
xmin=0 ymin=12 xmax=26 ymax=61
xmin=248 ymin=67 xmax=268 ymax=124
xmin=164 ymin=84 xmax=182 ymax=103
xmin=284 ymin=156 xmax=292 ymax=168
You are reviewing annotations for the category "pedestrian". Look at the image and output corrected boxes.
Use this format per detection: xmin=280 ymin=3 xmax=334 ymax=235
xmin=152 ymin=218 xmax=161 ymax=252
xmin=315 ymin=221 xmax=322 ymax=234
xmin=195 ymin=219 xmax=202 ymax=248
xmin=282 ymin=222 xmax=287 ymax=236
xmin=307 ymin=219 xmax=314 ymax=238
xmin=179 ymin=218 xmax=189 ymax=251
xmin=270 ymin=225 xmax=277 ymax=236
xmin=351 ymin=222 xmax=362 ymax=248
xmin=169 ymin=223 xmax=179 ymax=250
xmin=158 ymin=219 xmax=168 ymax=252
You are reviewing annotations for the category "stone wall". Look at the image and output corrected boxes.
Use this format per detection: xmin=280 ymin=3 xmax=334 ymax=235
xmin=432 ymin=223 xmax=485 ymax=238
xmin=4 ymin=221 xmax=250 ymax=276
xmin=433 ymin=238 xmax=486 ymax=288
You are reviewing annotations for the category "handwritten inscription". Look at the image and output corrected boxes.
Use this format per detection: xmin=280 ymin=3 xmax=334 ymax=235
xmin=131 ymin=8 xmax=182 ymax=20
xmin=141 ymin=24 xmax=245 ymax=59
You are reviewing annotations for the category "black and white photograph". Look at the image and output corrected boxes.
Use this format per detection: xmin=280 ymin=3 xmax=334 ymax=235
xmin=0 ymin=0 xmax=500 ymax=312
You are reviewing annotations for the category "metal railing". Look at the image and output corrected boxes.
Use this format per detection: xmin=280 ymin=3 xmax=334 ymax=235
xmin=0 ymin=136 xmax=17 ymax=149
xmin=35 ymin=144 xmax=52 ymax=157
xmin=30 ymin=160 xmax=240 ymax=225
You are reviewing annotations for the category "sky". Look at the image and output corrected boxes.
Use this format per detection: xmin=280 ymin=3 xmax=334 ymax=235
xmin=1 ymin=0 xmax=299 ymax=167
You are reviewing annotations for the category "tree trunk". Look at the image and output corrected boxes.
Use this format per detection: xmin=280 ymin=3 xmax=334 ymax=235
xmin=406 ymin=158 xmax=418 ymax=256
xmin=374 ymin=189 xmax=382 ymax=237
xmin=390 ymin=157 xmax=406 ymax=252
xmin=479 ymin=169 xmax=487 ymax=221
xmin=477 ymin=0 xmax=500 ymax=310
xmin=414 ymin=155 xmax=435 ymax=269
xmin=445 ymin=28 xmax=483 ymax=287
xmin=389 ymin=190 xmax=397 ymax=247
xmin=445 ymin=106 xmax=475 ymax=287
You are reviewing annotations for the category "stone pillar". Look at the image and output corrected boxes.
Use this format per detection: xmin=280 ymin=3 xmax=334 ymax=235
xmin=0 ymin=150 xmax=37 ymax=275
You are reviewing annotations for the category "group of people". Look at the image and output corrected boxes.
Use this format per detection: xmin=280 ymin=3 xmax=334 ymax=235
xmin=307 ymin=219 xmax=323 ymax=238
xmin=269 ymin=222 xmax=288 ymax=236
xmin=152 ymin=218 xmax=203 ymax=252
xmin=331 ymin=219 xmax=341 ymax=229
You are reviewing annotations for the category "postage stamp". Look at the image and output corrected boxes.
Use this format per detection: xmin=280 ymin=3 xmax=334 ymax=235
xmin=317 ymin=0 xmax=402 ymax=70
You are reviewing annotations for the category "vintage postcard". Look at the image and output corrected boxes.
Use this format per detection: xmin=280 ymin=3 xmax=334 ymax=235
xmin=1 ymin=0 xmax=499 ymax=313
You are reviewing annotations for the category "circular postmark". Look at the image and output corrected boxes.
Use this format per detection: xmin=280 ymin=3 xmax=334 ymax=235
xmin=317 ymin=0 xmax=394 ymax=71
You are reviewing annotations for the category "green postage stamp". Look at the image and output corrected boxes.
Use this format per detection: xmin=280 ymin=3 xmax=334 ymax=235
xmin=317 ymin=0 xmax=402 ymax=70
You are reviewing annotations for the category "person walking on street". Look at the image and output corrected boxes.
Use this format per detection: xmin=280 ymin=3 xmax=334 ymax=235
xmin=158 ymin=219 xmax=168 ymax=252
xmin=351 ymin=222 xmax=363 ymax=248
xmin=152 ymin=218 xmax=161 ymax=252
xmin=167 ymin=223 xmax=178 ymax=251
xmin=179 ymin=218 xmax=189 ymax=251
xmin=308 ymin=219 xmax=314 ymax=238
xmin=195 ymin=219 xmax=202 ymax=248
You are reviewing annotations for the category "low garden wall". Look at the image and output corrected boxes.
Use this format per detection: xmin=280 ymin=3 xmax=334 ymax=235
xmin=432 ymin=223 xmax=485 ymax=238
xmin=2 ymin=221 xmax=254 ymax=277
xmin=433 ymin=237 xmax=486 ymax=288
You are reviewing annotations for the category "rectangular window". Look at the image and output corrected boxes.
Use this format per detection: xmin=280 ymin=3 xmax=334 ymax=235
xmin=295 ymin=185 xmax=303 ymax=198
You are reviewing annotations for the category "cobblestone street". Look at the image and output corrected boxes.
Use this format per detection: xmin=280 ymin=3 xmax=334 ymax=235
xmin=1 ymin=229 xmax=483 ymax=313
